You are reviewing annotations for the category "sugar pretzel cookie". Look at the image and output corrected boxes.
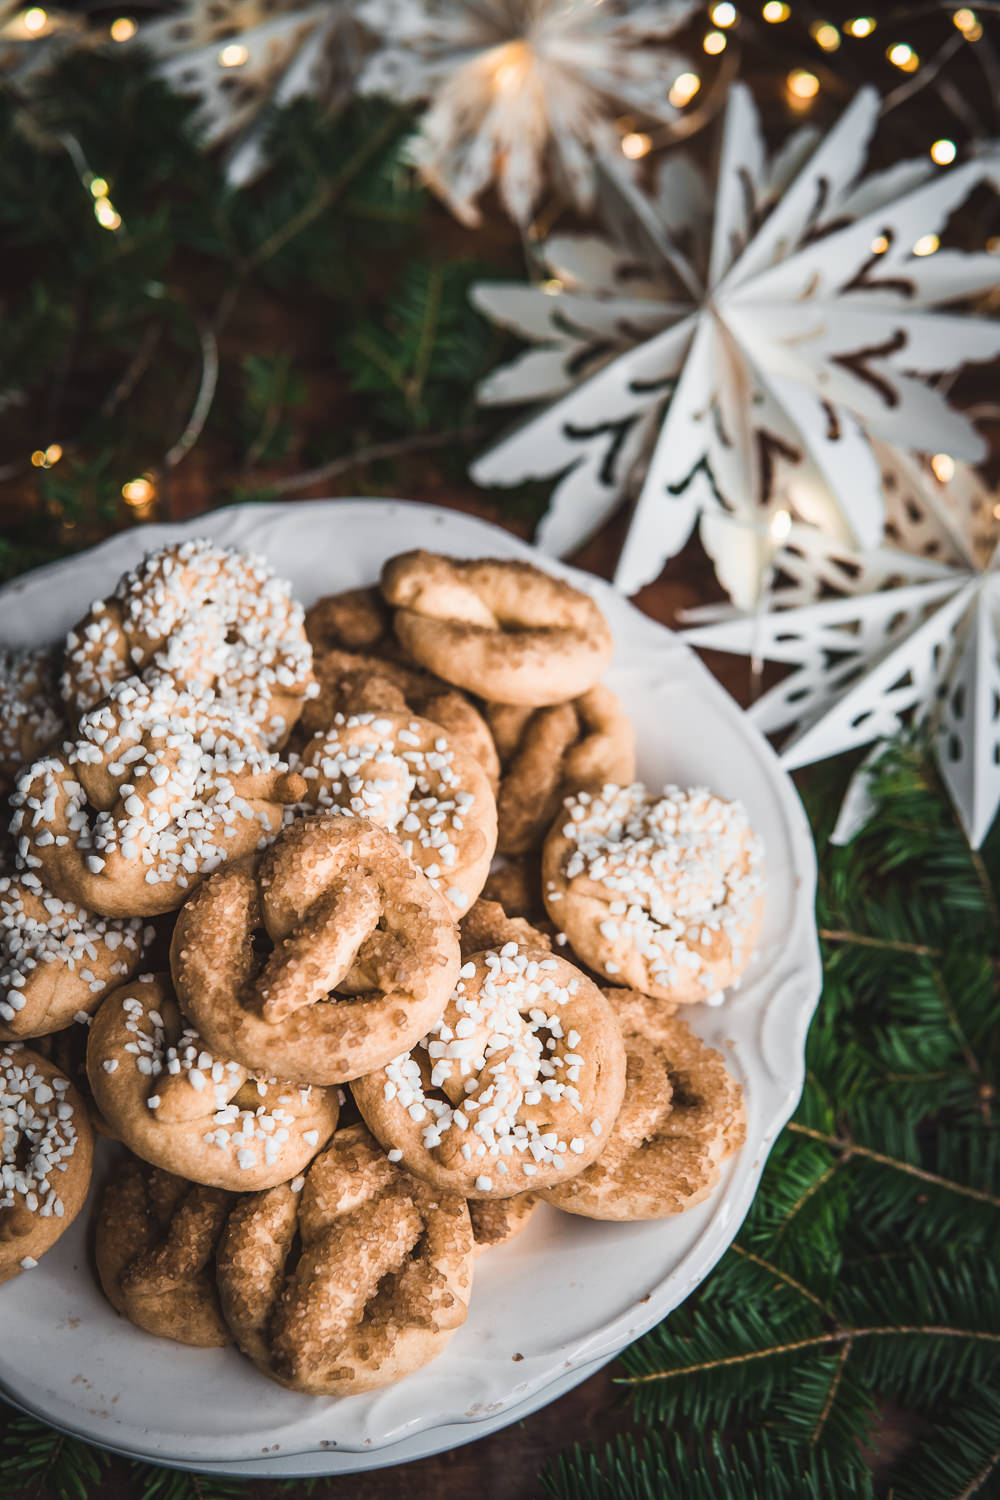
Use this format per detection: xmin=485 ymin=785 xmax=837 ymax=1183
xmin=0 ymin=873 xmax=147 ymax=1040
xmin=96 ymin=1156 xmax=232 ymax=1346
xmin=298 ymin=710 xmax=497 ymax=915
xmin=87 ymin=975 xmax=339 ymax=1190
xmin=61 ymin=539 xmax=316 ymax=746
xmin=170 ymin=814 xmax=461 ymax=1084
xmin=0 ymin=1043 xmax=94 ymax=1283
xmin=0 ymin=647 xmax=64 ymax=795
xmin=217 ymin=1122 xmax=474 ymax=1395
xmin=353 ymin=945 xmax=627 ymax=1199
xmin=543 ymin=784 xmax=765 ymax=1004
xmin=488 ymin=686 xmax=635 ymax=855
xmin=469 ymin=1193 xmax=539 ymax=1256
xmin=299 ymin=646 xmax=499 ymax=790
xmin=543 ymin=989 xmax=745 ymax=1220
xmin=381 ymin=551 xmax=613 ymax=706
xmin=12 ymin=676 xmax=305 ymax=918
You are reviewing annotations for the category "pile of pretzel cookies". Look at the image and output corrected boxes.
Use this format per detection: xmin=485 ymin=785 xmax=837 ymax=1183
xmin=0 ymin=538 xmax=764 ymax=1397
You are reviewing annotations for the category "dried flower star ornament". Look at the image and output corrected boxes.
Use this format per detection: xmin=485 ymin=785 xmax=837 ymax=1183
xmin=471 ymin=85 xmax=1000 ymax=607
xmin=682 ymin=446 xmax=1000 ymax=847
xmin=357 ymin=0 xmax=698 ymax=226
xmin=136 ymin=0 xmax=365 ymax=185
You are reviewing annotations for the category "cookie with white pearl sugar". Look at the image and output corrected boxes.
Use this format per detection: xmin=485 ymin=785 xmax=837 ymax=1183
xmin=542 ymin=783 xmax=765 ymax=1005
xmin=0 ymin=646 xmax=64 ymax=795
xmin=11 ymin=675 xmax=306 ymax=918
xmin=60 ymin=538 xmax=316 ymax=747
xmin=95 ymin=1155 xmax=232 ymax=1347
xmin=352 ymin=944 xmax=627 ymax=1199
xmin=217 ymin=1122 xmax=475 ymax=1396
xmin=0 ymin=1042 xmax=94 ymax=1284
xmin=86 ymin=973 xmax=339 ymax=1191
xmin=297 ymin=708 xmax=497 ymax=918
xmin=0 ymin=871 xmax=148 ymax=1040
xmin=542 ymin=989 xmax=745 ymax=1221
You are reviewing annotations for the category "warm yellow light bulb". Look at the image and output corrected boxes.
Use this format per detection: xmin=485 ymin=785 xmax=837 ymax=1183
xmin=669 ymin=71 xmax=701 ymax=107
xmin=912 ymin=233 xmax=940 ymax=257
xmin=846 ymin=17 xmax=876 ymax=37
xmin=763 ymin=1 xmax=790 ymax=19
xmin=930 ymin=453 xmax=955 ymax=483
xmin=29 ymin=450 xmax=46 ymax=467
xmin=218 ymin=42 xmax=249 ymax=67
xmin=870 ymin=234 xmax=890 ymax=255
xmin=952 ymin=8 xmax=979 ymax=33
xmin=787 ymin=69 xmax=820 ymax=100
xmin=23 ymin=8 xmax=46 ymax=34
xmin=110 ymin=16 xmax=136 ymax=41
xmin=43 ymin=443 xmax=62 ymax=465
xmin=122 ymin=477 xmax=155 ymax=506
xmin=993 ymin=502 xmax=1000 ymax=521
xmin=621 ymin=131 xmax=652 ymax=160
xmin=810 ymin=21 xmax=841 ymax=50
xmin=771 ymin=509 xmax=792 ymax=541
xmin=887 ymin=42 xmax=919 ymax=71
xmin=89 ymin=177 xmax=109 ymax=198
xmin=94 ymin=199 xmax=121 ymax=230
xmin=930 ymin=139 xmax=957 ymax=165
xmin=710 ymin=2 xmax=737 ymax=25
xmin=541 ymin=279 xmax=563 ymax=296
xmin=703 ymin=30 xmax=727 ymax=54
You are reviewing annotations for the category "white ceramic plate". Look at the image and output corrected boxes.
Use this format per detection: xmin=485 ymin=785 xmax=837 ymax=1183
xmin=0 ymin=501 xmax=821 ymax=1476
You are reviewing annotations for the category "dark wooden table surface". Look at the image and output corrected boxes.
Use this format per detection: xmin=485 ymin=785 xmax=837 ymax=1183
xmin=0 ymin=489 xmax=810 ymax=1500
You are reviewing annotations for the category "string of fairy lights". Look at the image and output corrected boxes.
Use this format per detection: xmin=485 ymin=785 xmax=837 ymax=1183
xmin=2 ymin=0 xmax=996 ymax=518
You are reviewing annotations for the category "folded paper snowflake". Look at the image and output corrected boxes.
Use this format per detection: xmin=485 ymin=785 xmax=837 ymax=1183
xmin=683 ymin=447 xmax=1000 ymax=847
xmin=357 ymin=0 xmax=696 ymax=225
xmin=136 ymin=0 xmax=364 ymax=186
xmin=471 ymin=85 xmax=1000 ymax=607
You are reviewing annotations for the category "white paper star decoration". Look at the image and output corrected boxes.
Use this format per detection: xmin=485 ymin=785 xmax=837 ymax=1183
xmin=357 ymin=0 xmax=697 ymax=226
xmin=136 ymin=1 xmax=364 ymax=186
xmin=470 ymin=85 xmax=1000 ymax=608
xmin=682 ymin=447 xmax=1000 ymax=847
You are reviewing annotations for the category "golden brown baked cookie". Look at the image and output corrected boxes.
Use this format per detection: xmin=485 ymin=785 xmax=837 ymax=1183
xmin=381 ymin=552 xmax=613 ymax=706
xmin=469 ymin=1193 xmax=539 ymax=1256
xmin=217 ymin=1122 xmax=475 ymax=1395
xmin=298 ymin=646 xmax=500 ymax=790
xmin=0 ymin=647 xmax=64 ymax=795
xmin=11 ymin=676 xmax=305 ymax=918
xmin=96 ymin=1156 xmax=232 ymax=1346
xmin=61 ymin=539 xmax=316 ymax=746
xmin=298 ymin=710 xmax=497 ymax=916
xmin=488 ymin=686 xmax=635 ymax=855
xmin=542 ymin=783 xmax=765 ymax=1004
xmin=0 ymin=873 xmax=147 ymax=1040
xmin=459 ymin=898 xmax=552 ymax=960
xmin=0 ymin=1043 xmax=94 ymax=1283
xmin=170 ymin=814 xmax=461 ymax=1085
xmin=543 ymin=990 xmax=744 ymax=1220
xmin=87 ymin=974 xmax=340 ymax=1190
xmin=304 ymin=587 xmax=392 ymax=655
xmin=353 ymin=945 xmax=627 ymax=1199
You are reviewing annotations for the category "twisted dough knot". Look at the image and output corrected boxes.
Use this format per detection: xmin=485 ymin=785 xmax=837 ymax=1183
xmin=542 ymin=783 xmax=765 ymax=1004
xmin=380 ymin=551 xmax=614 ymax=706
xmin=96 ymin=1157 xmax=232 ymax=1346
xmin=487 ymin=686 xmax=635 ymax=855
xmin=298 ymin=709 xmax=497 ymax=916
xmin=11 ymin=675 xmax=306 ymax=918
xmin=170 ymin=813 xmax=461 ymax=1084
xmin=0 ymin=872 xmax=147 ymax=1039
xmin=468 ymin=1193 xmax=539 ymax=1257
xmin=87 ymin=974 xmax=339 ymax=1190
xmin=353 ymin=944 xmax=627 ymax=1198
xmin=459 ymin=897 xmax=552 ymax=961
xmin=0 ymin=647 xmax=64 ymax=795
xmin=0 ymin=1043 xmax=94 ymax=1283
xmin=298 ymin=644 xmax=499 ymax=790
xmin=543 ymin=990 xmax=745 ymax=1220
xmin=217 ymin=1122 xmax=475 ymax=1395
xmin=61 ymin=539 xmax=316 ymax=746
xmin=304 ymin=586 xmax=392 ymax=655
